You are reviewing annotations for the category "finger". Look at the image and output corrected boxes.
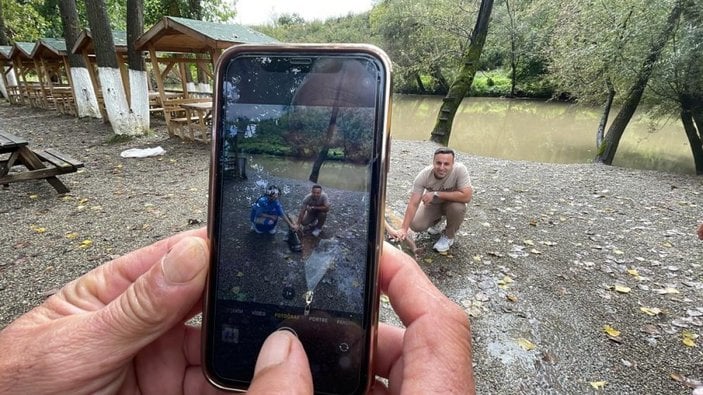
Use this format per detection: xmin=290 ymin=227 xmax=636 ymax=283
xmin=369 ymin=378 xmax=390 ymax=395
xmin=380 ymin=242 xmax=456 ymax=325
xmin=379 ymin=242 xmax=476 ymax=393
xmin=89 ymin=236 xmax=210 ymax=357
xmin=56 ymin=228 xmax=208 ymax=313
xmin=248 ymin=330 xmax=313 ymax=395
xmin=373 ymin=323 xmax=404 ymax=378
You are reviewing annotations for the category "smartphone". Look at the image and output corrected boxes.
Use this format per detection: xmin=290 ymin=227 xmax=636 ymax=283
xmin=203 ymin=44 xmax=392 ymax=394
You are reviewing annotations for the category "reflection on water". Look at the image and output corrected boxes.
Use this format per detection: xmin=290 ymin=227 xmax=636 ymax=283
xmin=391 ymin=95 xmax=694 ymax=174
xmin=248 ymin=154 xmax=369 ymax=192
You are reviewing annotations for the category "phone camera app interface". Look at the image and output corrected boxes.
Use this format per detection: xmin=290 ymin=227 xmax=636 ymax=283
xmin=210 ymin=53 xmax=384 ymax=393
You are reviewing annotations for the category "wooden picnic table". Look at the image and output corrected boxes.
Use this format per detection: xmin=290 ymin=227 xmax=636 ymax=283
xmin=0 ymin=132 xmax=83 ymax=194
xmin=179 ymin=100 xmax=213 ymax=142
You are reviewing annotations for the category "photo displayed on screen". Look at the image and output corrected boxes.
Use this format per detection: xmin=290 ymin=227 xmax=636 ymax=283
xmin=209 ymin=53 xmax=385 ymax=392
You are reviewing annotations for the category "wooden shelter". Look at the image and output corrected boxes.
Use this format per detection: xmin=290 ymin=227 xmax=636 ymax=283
xmin=0 ymin=45 xmax=16 ymax=103
xmin=31 ymin=38 xmax=76 ymax=115
xmin=9 ymin=41 xmax=41 ymax=107
xmin=71 ymin=30 xmax=129 ymax=119
xmin=135 ymin=16 xmax=278 ymax=140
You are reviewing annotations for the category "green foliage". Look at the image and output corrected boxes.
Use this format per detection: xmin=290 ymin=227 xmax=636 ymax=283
xmin=1 ymin=0 xmax=49 ymax=41
xmin=256 ymin=12 xmax=374 ymax=44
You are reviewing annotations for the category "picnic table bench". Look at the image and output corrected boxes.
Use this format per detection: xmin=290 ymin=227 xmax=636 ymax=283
xmin=0 ymin=132 xmax=84 ymax=194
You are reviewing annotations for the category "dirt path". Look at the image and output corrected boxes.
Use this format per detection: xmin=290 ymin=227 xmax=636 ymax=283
xmin=1 ymin=102 xmax=702 ymax=394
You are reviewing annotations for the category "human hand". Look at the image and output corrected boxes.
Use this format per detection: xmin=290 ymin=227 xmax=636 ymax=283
xmin=0 ymin=228 xmax=313 ymax=395
xmin=698 ymin=223 xmax=703 ymax=240
xmin=421 ymin=191 xmax=435 ymax=205
xmin=372 ymin=243 xmax=476 ymax=394
xmin=394 ymin=228 xmax=408 ymax=241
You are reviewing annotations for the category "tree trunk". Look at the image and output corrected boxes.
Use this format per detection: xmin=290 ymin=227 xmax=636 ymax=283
xmin=0 ymin=1 xmax=8 ymax=45
xmin=0 ymin=1 xmax=8 ymax=99
xmin=309 ymin=107 xmax=339 ymax=183
xmin=127 ymin=0 xmax=149 ymax=130
xmin=430 ymin=0 xmax=494 ymax=145
xmin=86 ymin=0 xmax=146 ymax=135
xmin=58 ymin=0 xmax=101 ymax=118
xmin=506 ymin=0 xmax=517 ymax=98
xmin=595 ymin=78 xmax=615 ymax=152
xmin=680 ymin=96 xmax=703 ymax=175
xmin=431 ymin=64 xmax=450 ymax=93
xmin=595 ymin=1 xmax=683 ymax=164
xmin=414 ymin=72 xmax=427 ymax=94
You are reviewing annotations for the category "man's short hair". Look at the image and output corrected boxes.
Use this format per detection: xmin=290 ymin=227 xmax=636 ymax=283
xmin=434 ymin=147 xmax=455 ymax=158
xmin=267 ymin=185 xmax=280 ymax=197
xmin=312 ymin=184 xmax=322 ymax=190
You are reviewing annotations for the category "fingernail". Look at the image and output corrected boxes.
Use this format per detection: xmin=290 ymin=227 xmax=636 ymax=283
xmin=256 ymin=330 xmax=295 ymax=370
xmin=162 ymin=237 xmax=208 ymax=284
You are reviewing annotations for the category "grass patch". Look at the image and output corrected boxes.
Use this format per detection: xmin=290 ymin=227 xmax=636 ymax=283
xmin=106 ymin=134 xmax=134 ymax=144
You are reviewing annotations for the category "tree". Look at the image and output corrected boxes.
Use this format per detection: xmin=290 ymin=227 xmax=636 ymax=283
xmin=126 ymin=0 xmax=149 ymax=130
xmin=0 ymin=1 xmax=8 ymax=45
xmin=430 ymin=0 xmax=495 ymax=145
xmin=595 ymin=0 xmax=683 ymax=164
xmin=85 ymin=0 xmax=147 ymax=135
xmin=58 ymin=0 xmax=101 ymax=118
xmin=647 ymin=0 xmax=703 ymax=174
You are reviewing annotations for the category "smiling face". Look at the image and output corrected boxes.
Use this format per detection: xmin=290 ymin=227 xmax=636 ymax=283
xmin=432 ymin=152 xmax=455 ymax=179
xmin=311 ymin=186 xmax=322 ymax=199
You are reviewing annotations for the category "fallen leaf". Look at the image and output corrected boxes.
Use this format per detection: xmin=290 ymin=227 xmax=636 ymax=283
xmin=530 ymin=249 xmax=542 ymax=255
xmin=506 ymin=294 xmax=518 ymax=303
xmin=670 ymin=373 xmax=685 ymax=382
xmin=498 ymin=276 xmax=514 ymax=289
xmin=656 ymin=287 xmax=680 ymax=295
xmin=79 ymin=239 xmax=93 ymax=249
xmin=29 ymin=194 xmax=38 ymax=200
xmin=627 ymin=268 xmax=640 ymax=277
xmin=517 ymin=338 xmax=536 ymax=351
xmin=603 ymin=325 xmax=621 ymax=337
xmin=640 ymin=307 xmax=662 ymax=316
xmin=614 ymin=284 xmax=631 ymax=294
xmin=423 ymin=257 xmax=433 ymax=264
xmin=524 ymin=239 xmax=534 ymax=246
xmin=682 ymin=331 xmax=698 ymax=348
xmin=380 ymin=294 xmax=390 ymax=304
xmin=641 ymin=324 xmax=660 ymax=335
xmin=31 ymin=225 xmax=47 ymax=234
xmin=65 ymin=232 xmax=79 ymax=240
xmin=590 ymin=381 xmax=607 ymax=389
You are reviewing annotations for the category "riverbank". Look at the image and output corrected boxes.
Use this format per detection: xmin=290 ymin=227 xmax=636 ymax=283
xmin=1 ymin=102 xmax=702 ymax=394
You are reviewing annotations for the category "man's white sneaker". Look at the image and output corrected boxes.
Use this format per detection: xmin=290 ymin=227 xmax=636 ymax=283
xmin=433 ymin=235 xmax=454 ymax=253
xmin=312 ymin=228 xmax=322 ymax=237
xmin=428 ymin=220 xmax=446 ymax=235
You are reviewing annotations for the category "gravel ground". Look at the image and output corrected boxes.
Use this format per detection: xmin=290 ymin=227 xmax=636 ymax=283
xmin=1 ymin=101 xmax=702 ymax=394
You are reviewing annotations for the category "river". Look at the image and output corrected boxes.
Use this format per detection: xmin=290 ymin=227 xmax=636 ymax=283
xmin=391 ymin=95 xmax=695 ymax=174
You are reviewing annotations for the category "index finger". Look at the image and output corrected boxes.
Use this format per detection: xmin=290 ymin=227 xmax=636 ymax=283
xmin=380 ymin=242 xmax=457 ymax=325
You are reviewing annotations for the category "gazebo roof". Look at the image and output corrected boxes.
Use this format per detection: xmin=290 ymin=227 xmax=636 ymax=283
xmin=0 ymin=45 xmax=12 ymax=60
xmin=72 ymin=29 xmax=128 ymax=54
xmin=135 ymin=16 xmax=278 ymax=53
xmin=11 ymin=42 xmax=37 ymax=59
xmin=32 ymin=38 xmax=68 ymax=59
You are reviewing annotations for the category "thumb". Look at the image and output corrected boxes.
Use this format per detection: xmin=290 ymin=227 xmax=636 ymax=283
xmin=94 ymin=236 xmax=209 ymax=351
xmin=248 ymin=330 xmax=314 ymax=395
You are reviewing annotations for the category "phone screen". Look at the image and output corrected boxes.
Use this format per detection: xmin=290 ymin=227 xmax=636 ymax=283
xmin=204 ymin=46 xmax=390 ymax=394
